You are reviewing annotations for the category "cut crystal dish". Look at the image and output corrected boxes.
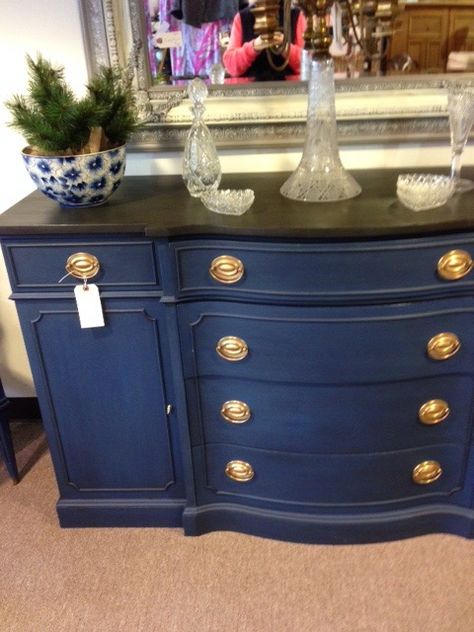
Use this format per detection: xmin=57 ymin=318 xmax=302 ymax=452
xmin=396 ymin=174 xmax=454 ymax=211
xmin=200 ymin=188 xmax=255 ymax=215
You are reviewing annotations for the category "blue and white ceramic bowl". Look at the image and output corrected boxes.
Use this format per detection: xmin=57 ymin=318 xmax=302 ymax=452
xmin=22 ymin=145 xmax=126 ymax=208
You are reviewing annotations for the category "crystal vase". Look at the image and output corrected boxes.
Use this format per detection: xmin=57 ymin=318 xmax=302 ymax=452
xmin=448 ymin=83 xmax=474 ymax=194
xmin=280 ymin=57 xmax=361 ymax=202
xmin=182 ymin=78 xmax=221 ymax=198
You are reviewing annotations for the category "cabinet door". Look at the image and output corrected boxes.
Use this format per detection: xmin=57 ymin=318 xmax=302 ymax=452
xmin=407 ymin=9 xmax=449 ymax=72
xmin=16 ymin=297 xmax=183 ymax=498
xmin=390 ymin=8 xmax=449 ymax=72
xmin=448 ymin=9 xmax=474 ymax=53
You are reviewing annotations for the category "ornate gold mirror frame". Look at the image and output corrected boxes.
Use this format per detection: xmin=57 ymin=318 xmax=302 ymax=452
xmin=80 ymin=0 xmax=474 ymax=151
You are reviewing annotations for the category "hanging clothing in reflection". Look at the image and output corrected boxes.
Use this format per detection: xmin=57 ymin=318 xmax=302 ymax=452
xmin=170 ymin=1 xmax=241 ymax=28
xmin=155 ymin=0 xmax=232 ymax=79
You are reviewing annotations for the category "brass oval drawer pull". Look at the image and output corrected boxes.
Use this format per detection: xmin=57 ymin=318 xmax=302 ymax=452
xmin=225 ymin=460 xmax=255 ymax=482
xmin=220 ymin=400 xmax=251 ymax=424
xmin=418 ymin=399 xmax=450 ymax=425
xmin=427 ymin=332 xmax=461 ymax=361
xmin=412 ymin=460 xmax=443 ymax=485
xmin=437 ymin=249 xmax=473 ymax=281
xmin=66 ymin=252 xmax=100 ymax=280
xmin=209 ymin=255 xmax=244 ymax=284
xmin=216 ymin=336 xmax=249 ymax=362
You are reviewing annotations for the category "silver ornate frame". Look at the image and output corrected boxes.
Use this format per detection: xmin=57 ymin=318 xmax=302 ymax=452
xmin=80 ymin=0 xmax=474 ymax=151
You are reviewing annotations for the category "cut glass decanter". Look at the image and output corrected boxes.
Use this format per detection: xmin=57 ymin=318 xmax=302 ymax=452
xmin=281 ymin=57 xmax=361 ymax=202
xmin=182 ymin=78 xmax=221 ymax=197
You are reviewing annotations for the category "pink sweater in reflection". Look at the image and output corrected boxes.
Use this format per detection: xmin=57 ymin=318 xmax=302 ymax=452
xmin=223 ymin=12 xmax=306 ymax=77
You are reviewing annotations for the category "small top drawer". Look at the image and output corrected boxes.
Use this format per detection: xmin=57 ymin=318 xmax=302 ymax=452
xmin=3 ymin=239 xmax=160 ymax=292
xmin=172 ymin=237 xmax=474 ymax=302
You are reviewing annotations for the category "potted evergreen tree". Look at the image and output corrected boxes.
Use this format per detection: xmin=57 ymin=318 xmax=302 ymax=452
xmin=6 ymin=55 xmax=141 ymax=208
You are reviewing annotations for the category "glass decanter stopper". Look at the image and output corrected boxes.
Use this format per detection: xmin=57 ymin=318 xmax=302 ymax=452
xmin=182 ymin=78 xmax=221 ymax=197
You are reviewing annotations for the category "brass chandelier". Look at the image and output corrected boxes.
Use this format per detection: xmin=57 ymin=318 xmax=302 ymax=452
xmin=251 ymin=0 xmax=398 ymax=72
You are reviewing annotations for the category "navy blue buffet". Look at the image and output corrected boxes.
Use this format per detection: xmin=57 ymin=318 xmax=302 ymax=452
xmin=0 ymin=170 xmax=473 ymax=543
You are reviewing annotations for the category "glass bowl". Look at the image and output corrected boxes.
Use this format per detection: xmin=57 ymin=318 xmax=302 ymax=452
xmin=396 ymin=173 xmax=454 ymax=211
xmin=201 ymin=188 xmax=255 ymax=215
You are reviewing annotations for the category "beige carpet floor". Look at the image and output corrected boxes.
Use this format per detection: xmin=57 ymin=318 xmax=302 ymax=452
xmin=0 ymin=421 xmax=473 ymax=632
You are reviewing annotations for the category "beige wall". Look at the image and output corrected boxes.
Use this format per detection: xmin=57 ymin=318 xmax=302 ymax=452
xmin=0 ymin=0 xmax=89 ymax=396
xmin=0 ymin=0 xmax=473 ymax=396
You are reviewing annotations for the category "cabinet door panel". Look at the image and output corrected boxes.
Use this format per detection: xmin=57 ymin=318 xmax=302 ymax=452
xmin=448 ymin=10 xmax=474 ymax=52
xmin=391 ymin=7 xmax=449 ymax=72
xmin=18 ymin=299 xmax=181 ymax=495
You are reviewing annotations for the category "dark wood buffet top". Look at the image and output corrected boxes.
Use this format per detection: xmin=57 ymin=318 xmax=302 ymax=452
xmin=1 ymin=169 xmax=474 ymax=240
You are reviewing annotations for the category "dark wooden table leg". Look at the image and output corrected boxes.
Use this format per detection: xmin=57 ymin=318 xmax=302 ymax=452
xmin=0 ymin=396 xmax=19 ymax=484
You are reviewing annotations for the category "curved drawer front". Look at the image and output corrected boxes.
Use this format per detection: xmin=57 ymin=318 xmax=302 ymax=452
xmin=188 ymin=375 xmax=473 ymax=453
xmin=3 ymin=239 xmax=160 ymax=291
xmin=172 ymin=237 xmax=474 ymax=301
xmin=179 ymin=300 xmax=474 ymax=383
xmin=199 ymin=444 xmax=467 ymax=506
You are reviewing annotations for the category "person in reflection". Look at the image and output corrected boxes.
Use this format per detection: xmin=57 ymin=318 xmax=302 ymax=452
xmin=223 ymin=1 xmax=305 ymax=80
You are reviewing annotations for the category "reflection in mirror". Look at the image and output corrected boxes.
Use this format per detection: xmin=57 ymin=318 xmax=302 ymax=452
xmin=143 ymin=0 xmax=474 ymax=86
xmin=79 ymin=0 xmax=474 ymax=150
xmin=144 ymin=0 xmax=238 ymax=84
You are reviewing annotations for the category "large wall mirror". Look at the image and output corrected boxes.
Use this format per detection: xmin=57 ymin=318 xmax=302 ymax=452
xmin=80 ymin=0 xmax=474 ymax=150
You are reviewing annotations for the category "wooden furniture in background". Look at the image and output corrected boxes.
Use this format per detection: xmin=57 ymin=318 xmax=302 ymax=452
xmin=390 ymin=1 xmax=474 ymax=73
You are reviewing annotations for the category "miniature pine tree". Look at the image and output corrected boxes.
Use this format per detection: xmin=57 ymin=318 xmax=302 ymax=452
xmin=86 ymin=66 xmax=140 ymax=150
xmin=6 ymin=54 xmax=140 ymax=156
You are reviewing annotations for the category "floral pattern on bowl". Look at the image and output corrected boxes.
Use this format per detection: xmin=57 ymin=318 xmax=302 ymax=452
xmin=22 ymin=145 xmax=126 ymax=208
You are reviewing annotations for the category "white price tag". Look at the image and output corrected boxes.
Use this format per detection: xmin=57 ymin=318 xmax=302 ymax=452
xmin=74 ymin=284 xmax=105 ymax=329
xmin=155 ymin=31 xmax=183 ymax=48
